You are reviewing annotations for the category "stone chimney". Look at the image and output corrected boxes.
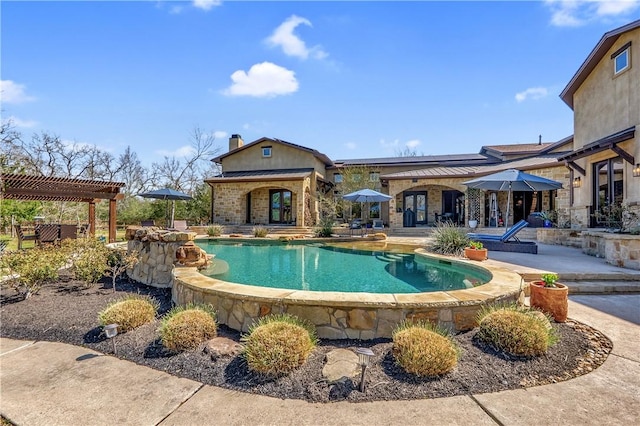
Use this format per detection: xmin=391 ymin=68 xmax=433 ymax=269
xmin=229 ymin=134 xmax=244 ymax=151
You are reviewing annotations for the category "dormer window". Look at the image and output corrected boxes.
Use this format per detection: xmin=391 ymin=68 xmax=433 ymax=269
xmin=262 ymin=146 xmax=272 ymax=157
xmin=612 ymin=42 xmax=631 ymax=75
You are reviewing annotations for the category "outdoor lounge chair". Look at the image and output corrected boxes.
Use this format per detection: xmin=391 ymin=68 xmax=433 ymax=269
xmin=141 ymin=220 xmax=155 ymax=227
xmin=372 ymin=219 xmax=385 ymax=234
xmin=467 ymin=219 xmax=537 ymax=254
xmin=36 ymin=224 xmax=60 ymax=246
xmin=171 ymin=220 xmax=188 ymax=231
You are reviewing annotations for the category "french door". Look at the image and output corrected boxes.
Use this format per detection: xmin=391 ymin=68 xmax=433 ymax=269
xmin=270 ymin=189 xmax=292 ymax=224
xmin=403 ymin=191 xmax=427 ymax=226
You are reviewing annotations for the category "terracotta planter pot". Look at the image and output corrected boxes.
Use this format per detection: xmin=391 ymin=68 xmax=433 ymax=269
xmin=464 ymin=247 xmax=488 ymax=261
xmin=530 ymin=281 xmax=569 ymax=322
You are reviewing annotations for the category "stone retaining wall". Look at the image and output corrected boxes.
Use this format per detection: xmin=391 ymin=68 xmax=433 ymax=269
xmin=125 ymin=227 xmax=210 ymax=288
xmin=172 ymin=250 xmax=523 ymax=340
xmin=582 ymin=231 xmax=640 ymax=270
xmin=537 ymin=228 xmax=583 ymax=248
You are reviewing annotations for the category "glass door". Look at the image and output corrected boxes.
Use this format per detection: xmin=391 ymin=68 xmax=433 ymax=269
xmin=270 ymin=190 xmax=292 ymax=224
xmin=403 ymin=191 xmax=427 ymax=226
xmin=592 ymin=157 xmax=624 ymax=227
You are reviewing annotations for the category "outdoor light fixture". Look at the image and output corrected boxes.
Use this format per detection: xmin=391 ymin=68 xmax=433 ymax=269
xmin=572 ymin=177 xmax=582 ymax=188
xmin=104 ymin=324 xmax=118 ymax=355
xmin=633 ymin=164 xmax=640 ymax=178
xmin=355 ymin=347 xmax=374 ymax=392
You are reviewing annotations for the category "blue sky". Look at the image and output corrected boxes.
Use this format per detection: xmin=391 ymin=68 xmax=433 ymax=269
xmin=2 ymin=1 xmax=639 ymax=165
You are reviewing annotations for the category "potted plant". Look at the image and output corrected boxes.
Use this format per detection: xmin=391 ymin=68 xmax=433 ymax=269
xmin=464 ymin=241 xmax=487 ymax=261
xmin=529 ymin=273 xmax=568 ymax=322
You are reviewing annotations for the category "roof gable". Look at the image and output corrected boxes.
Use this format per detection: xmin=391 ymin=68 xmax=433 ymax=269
xmin=212 ymin=137 xmax=333 ymax=166
xmin=560 ymin=19 xmax=640 ymax=109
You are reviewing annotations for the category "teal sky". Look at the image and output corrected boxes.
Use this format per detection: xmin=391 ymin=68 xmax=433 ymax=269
xmin=2 ymin=1 xmax=639 ymax=165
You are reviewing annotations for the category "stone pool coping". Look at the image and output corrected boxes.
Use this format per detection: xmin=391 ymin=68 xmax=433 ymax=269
xmin=172 ymin=244 xmax=524 ymax=339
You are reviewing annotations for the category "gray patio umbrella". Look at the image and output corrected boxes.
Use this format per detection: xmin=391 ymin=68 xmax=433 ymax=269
xmin=463 ymin=169 xmax=563 ymax=229
xmin=343 ymin=188 xmax=392 ymax=224
xmin=138 ymin=188 xmax=193 ymax=228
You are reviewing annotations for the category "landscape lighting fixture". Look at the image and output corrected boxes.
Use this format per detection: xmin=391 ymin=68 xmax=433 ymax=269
xmin=356 ymin=347 xmax=375 ymax=392
xmin=104 ymin=324 xmax=118 ymax=355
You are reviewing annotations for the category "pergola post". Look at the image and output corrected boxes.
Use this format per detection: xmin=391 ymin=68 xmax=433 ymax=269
xmin=108 ymin=199 xmax=117 ymax=243
xmin=89 ymin=201 xmax=96 ymax=237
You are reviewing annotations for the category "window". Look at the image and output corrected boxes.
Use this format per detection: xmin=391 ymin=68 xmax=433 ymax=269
xmin=262 ymin=146 xmax=272 ymax=157
xmin=612 ymin=42 xmax=631 ymax=75
xmin=334 ymin=173 xmax=342 ymax=183
xmin=353 ymin=173 xmax=362 ymax=182
xmin=369 ymin=172 xmax=380 ymax=182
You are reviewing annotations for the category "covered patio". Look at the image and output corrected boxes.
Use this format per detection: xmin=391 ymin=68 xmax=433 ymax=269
xmin=0 ymin=173 xmax=125 ymax=243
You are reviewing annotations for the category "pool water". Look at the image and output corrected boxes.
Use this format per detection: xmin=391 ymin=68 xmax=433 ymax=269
xmin=196 ymin=241 xmax=490 ymax=294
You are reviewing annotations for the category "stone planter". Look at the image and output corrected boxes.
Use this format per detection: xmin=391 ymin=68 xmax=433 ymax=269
xmin=464 ymin=247 xmax=487 ymax=261
xmin=530 ymin=281 xmax=568 ymax=322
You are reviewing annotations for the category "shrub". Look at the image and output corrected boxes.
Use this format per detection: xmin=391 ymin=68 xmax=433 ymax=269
xmin=468 ymin=241 xmax=483 ymax=250
xmin=392 ymin=321 xmax=459 ymax=377
xmin=98 ymin=295 xmax=158 ymax=333
xmin=313 ymin=217 xmax=334 ymax=238
xmin=105 ymin=248 xmax=139 ymax=293
xmin=68 ymin=238 xmax=110 ymax=285
xmin=159 ymin=304 xmax=217 ymax=351
xmin=0 ymin=246 xmax=67 ymax=299
xmin=242 ymin=313 xmax=318 ymax=376
xmin=429 ymin=221 xmax=469 ymax=256
xmin=253 ymin=226 xmax=269 ymax=238
xmin=541 ymin=273 xmax=558 ymax=288
xmin=206 ymin=224 xmax=223 ymax=237
xmin=476 ymin=304 xmax=558 ymax=357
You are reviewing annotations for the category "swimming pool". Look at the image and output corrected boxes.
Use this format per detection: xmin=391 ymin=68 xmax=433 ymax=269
xmin=196 ymin=240 xmax=491 ymax=294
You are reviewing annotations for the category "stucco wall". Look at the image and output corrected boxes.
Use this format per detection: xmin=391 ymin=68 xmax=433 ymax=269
xmin=221 ymin=141 xmax=328 ymax=177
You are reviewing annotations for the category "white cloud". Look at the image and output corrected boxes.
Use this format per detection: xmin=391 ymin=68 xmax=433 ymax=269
xmin=544 ymin=0 xmax=640 ymax=27
xmin=345 ymin=142 xmax=357 ymax=150
xmin=242 ymin=123 xmax=250 ymax=130
xmin=266 ymin=15 xmax=328 ymax=60
xmin=406 ymin=139 xmax=421 ymax=149
xmin=379 ymin=138 xmax=400 ymax=150
xmin=156 ymin=145 xmax=197 ymax=158
xmin=515 ymin=87 xmax=549 ymax=102
xmin=7 ymin=116 xmax=38 ymax=128
xmin=223 ymin=62 xmax=299 ymax=98
xmin=192 ymin=0 xmax=222 ymax=12
xmin=213 ymin=130 xmax=228 ymax=139
xmin=1 ymin=80 xmax=36 ymax=104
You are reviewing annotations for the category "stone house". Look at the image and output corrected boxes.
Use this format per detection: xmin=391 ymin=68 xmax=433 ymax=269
xmin=558 ymin=19 xmax=640 ymax=228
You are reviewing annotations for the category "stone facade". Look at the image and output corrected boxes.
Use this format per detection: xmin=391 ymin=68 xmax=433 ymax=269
xmin=125 ymin=226 xmax=210 ymax=288
xmin=209 ymin=177 xmax=311 ymax=226
xmin=537 ymin=228 xmax=583 ymax=248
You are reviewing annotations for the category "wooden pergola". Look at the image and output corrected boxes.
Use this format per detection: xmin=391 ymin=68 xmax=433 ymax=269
xmin=0 ymin=173 xmax=125 ymax=243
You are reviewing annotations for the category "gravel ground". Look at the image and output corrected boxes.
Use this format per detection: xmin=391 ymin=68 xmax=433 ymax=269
xmin=0 ymin=276 xmax=612 ymax=403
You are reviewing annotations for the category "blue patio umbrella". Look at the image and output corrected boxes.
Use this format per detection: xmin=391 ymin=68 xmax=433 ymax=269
xmin=463 ymin=169 xmax=563 ymax=228
xmin=138 ymin=188 xmax=193 ymax=228
xmin=343 ymin=189 xmax=392 ymax=225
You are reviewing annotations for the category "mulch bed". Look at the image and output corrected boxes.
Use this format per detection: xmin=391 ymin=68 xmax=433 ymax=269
xmin=0 ymin=276 xmax=612 ymax=403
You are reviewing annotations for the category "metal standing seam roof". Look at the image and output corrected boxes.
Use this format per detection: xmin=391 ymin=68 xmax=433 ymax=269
xmin=333 ymin=153 xmax=491 ymax=167
xmin=205 ymin=168 xmax=317 ymax=183
xmin=0 ymin=173 xmax=125 ymax=202
xmin=381 ymin=156 xmax=567 ymax=180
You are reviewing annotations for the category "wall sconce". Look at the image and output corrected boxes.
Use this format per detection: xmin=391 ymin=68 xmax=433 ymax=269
xmin=355 ymin=347 xmax=374 ymax=392
xmin=104 ymin=324 xmax=119 ymax=355
xmin=633 ymin=164 xmax=640 ymax=177
xmin=572 ymin=177 xmax=582 ymax=188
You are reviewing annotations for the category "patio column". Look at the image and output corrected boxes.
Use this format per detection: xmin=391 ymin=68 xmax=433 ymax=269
xmin=108 ymin=199 xmax=117 ymax=243
xmin=88 ymin=201 xmax=96 ymax=237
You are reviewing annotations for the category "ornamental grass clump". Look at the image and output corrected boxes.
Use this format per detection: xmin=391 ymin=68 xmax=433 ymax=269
xmin=242 ymin=313 xmax=318 ymax=377
xmin=98 ymin=295 xmax=158 ymax=333
xmin=392 ymin=320 xmax=459 ymax=377
xmin=253 ymin=226 xmax=269 ymax=237
xmin=429 ymin=221 xmax=469 ymax=256
xmin=206 ymin=224 xmax=223 ymax=237
xmin=476 ymin=304 xmax=558 ymax=357
xmin=159 ymin=304 xmax=217 ymax=352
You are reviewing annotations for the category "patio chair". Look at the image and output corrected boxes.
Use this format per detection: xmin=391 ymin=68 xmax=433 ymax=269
xmin=171 ymin=220 xmax=188 ymax=231
xmin=141 ymin=220 xmax=155 ymax=227
xmin=467 ymin=220 xmax=537 ymax=254
xmin=59 ymin=224 xmax=79 ymax=241
xmin=349 ymin=219 xmax=363 ymax=236
xmin=14 ymin=225 xmax=37 ymax=250
xmin=372 ymin=219 xmax=385 ymax=234
xmin=36 ymin=224 xmax=60 ymax=246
